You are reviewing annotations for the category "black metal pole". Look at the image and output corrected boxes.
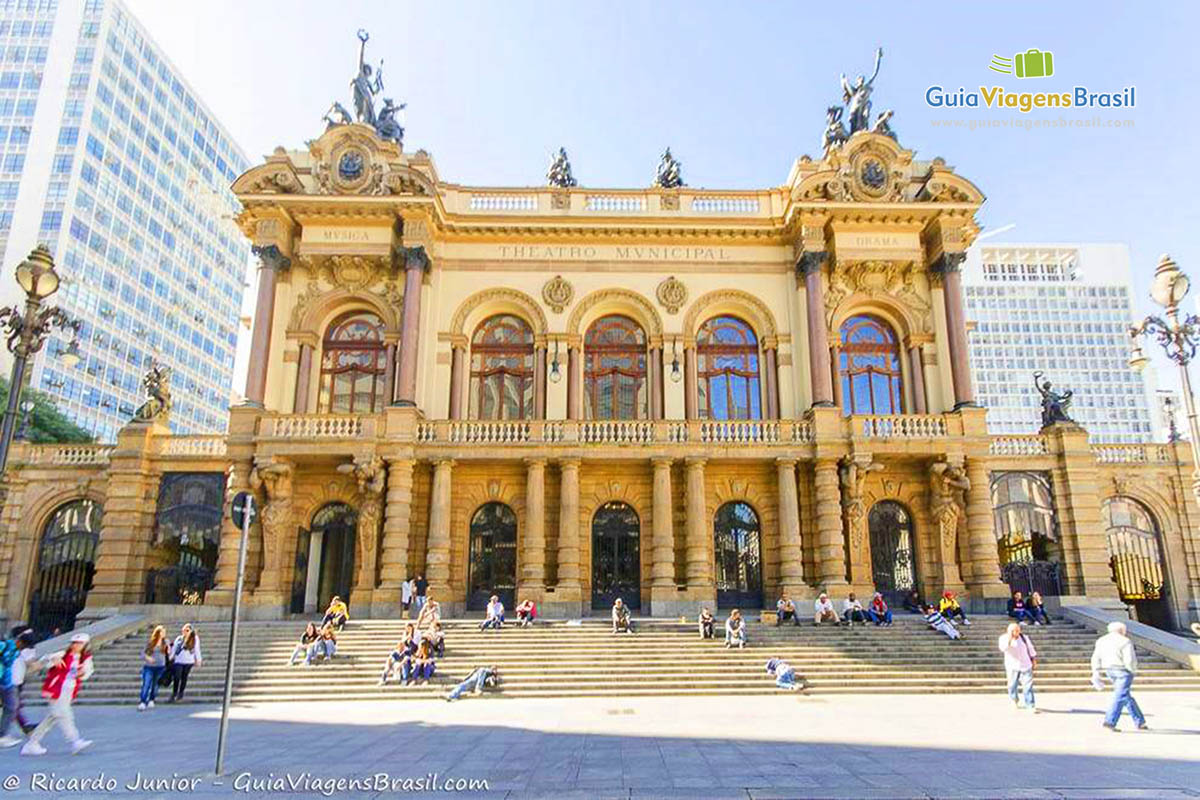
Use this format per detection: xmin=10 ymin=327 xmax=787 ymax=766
xmin=0 ymin=351 xmax=28 ymax=476
xmin=214 ymin=503 xmax=252 ymax=775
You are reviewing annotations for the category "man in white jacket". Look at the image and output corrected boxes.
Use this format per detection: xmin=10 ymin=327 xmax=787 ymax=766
xmin=1090 ymin=621 xmax=1146 ymax=731
xmin=998 ymin=622 xmax=1037 ymax=711
xmin=813 ymin=593 xmax=839 ymax=626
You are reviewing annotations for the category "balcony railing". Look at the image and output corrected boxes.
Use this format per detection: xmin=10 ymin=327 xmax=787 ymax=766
xmin=261 ymin=415 xmax=365 ymax=439
xmin=699 ymin=420 xmax=780 ymax=444
xmin=24 ymin=444 xmax=115 ymax=466
xmin=990 ymin=435 xmax=1050 ymax=456
xmin=1092 ymin=444 xmax=1175 ymax=464
xmin=854 ymin=415 xmax=947 ymax=439
xmin=160 ymin=435 xmax=227 ymax=457
xmin=579 ymin=420 xmax=656 ymax=444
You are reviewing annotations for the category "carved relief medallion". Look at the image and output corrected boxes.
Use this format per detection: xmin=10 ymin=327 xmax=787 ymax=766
xmin=656 ymin=276 xmax=688 ymax=315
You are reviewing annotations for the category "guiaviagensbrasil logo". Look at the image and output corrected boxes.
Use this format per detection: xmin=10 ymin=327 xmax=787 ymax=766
xmin=989 ymin=49 xmax=1054 ymax=79
xmin=926 ymin=47 xmax=1134 ymax=114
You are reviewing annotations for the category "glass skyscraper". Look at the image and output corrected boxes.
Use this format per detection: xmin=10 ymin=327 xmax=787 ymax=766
xmin=963 ymin=243 xmax=1156 ymax=444
xmin=0 ymin=0 xmax=248 ymax=442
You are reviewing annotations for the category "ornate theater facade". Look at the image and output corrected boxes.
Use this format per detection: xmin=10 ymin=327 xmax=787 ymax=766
xmin=1 ymin=121 xmax=1198 ymax=631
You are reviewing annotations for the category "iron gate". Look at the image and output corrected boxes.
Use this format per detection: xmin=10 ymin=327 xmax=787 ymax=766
xmin=714 ymin=501 xmax=763 ymax=609
xmin=868 ymin=501 xmax=918 ymax=607
xmin=1001 ymin=560 xmax=1062 ymax=597
xmin=28 ymin=499 xmax=101 ymax=636
xmin=467 ymin=502 xmax=517 ymax=611
xmin=592 ymin=501 xmax=640 ymax=610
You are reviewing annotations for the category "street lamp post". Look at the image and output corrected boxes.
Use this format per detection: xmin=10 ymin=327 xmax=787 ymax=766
xmin=0 ymin=245 xmax=81 ymax=475
xmin=1129 ymin=254 xmax=1200 ymax=503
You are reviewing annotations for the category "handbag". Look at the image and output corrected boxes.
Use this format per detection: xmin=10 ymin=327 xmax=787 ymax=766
xmin=158 ymin=660 xmax=174 ymax=687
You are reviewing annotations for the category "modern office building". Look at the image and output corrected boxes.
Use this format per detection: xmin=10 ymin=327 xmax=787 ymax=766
xmin=963 ymin=243 xmax=1155 ymax=443
xmin=0 ymin=0 xmax=249 ymax=441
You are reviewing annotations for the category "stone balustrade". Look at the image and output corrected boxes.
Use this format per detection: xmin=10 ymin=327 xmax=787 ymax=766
xmin=989 ymin=435 xmax=1050 ymax=456
xmin=585 ymin=195 xmax=647 ymax=213
xmin=699 ymin=420 xmax=780 ymax=444
xmin=24 ymin=444 xmax=115 ymax=466
xmin=691 ymin=196 xmax=759 ymax=213
xmin=578 ymin=420 xmax=656 ymax=444
xmin=159 ymin=435 xmax=228 ymax=457
xmin=468 ymin=194 xmax=537 ymax=212
xmin=855 ymin=414 xmax=948 ymax=439
xmin=1092 ymin=443 xmax=1176 ymax=464
xmin=261 ymin=415 xmax=365 ymax=439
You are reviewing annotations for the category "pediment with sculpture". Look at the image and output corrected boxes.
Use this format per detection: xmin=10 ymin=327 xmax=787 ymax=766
xmin=824 ymin=259 xmax=933 ymax=333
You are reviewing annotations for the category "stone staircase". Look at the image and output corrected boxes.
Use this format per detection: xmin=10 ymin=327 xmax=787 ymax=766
xmin=55 ymin=615 xmax=1200 ymax=706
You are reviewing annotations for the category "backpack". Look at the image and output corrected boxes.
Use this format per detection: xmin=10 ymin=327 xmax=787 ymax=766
xmin=0 ymin=639 xmax=19 ymax=686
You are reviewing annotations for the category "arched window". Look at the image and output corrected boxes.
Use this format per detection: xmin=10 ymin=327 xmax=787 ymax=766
xmin=697 ymin=316 xmax=761 ymax=420
xmin=29 ymin=498 xmax=102 ymax=635
xmin=584 ymin=315 xmax=648 ymax=420
xmin=713 ymin=501 xmax=763 ymax=608
xmin=868 ymin=501 xmax=917 ymax=604
xmin=991 ymin=472 xmax=1058 ymax=564
xmin=469 ymin=315 xmax=535 ymax=420
xmin=468 ymin=502 xmax=518 ymax=610
xmin=319 ymin=311 xmax=387 ymax=413
xmin=839 ymin=314 xmax=903 ymax=416
xmin=1102 ymin=497 xmax=1166 ymax=602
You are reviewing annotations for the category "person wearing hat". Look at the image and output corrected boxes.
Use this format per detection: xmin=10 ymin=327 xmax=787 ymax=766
xmin=21 ymin=633 xmax=92 ymax=756
xmin=813 ymin=593 xmax=840 ymax=626
xmin=479 ymin=595 xmax=505 ymax=630
xmin=765 ymin=657 xmax=807 ymax=691
xmin=0 ymin=627 xmax=40 ymax=746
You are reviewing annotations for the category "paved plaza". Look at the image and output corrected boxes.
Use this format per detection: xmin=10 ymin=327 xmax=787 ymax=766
xmin=0 ymin=691 xmax=1196 ymax=799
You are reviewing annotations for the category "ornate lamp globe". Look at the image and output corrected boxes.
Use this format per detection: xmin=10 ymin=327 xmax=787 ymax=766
xmin=14 ymin=244 xmax=60 ymax=300
xmin=1150 ymin=254 xmax=1188 ymax=309
xmin=60 ymin=339 xmax=82 ymax=369
xmin=1127 ymin=331 xmax=1149 ymax=372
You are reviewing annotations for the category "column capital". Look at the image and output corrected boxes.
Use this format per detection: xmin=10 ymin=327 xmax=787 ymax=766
xmin=251 ymin=243 xmax=291 ymax=272
xmin=795 ymin=250 xmax=829 ymax=278
xmin=403 ymin=245 xmax=430 ymax=272
xmin=523 ymin=456 xmax=548 ymax=469
xmin=432 ymin=457 xmax=456 ymax=470
xmin=774 ymin=457 xmax=798 ymax=468
xmin=929 ymin=251 xmax=967 ymax=275
xmin=557 ymin=456 xmax=581 ymax=469
xmin=685 ymin=456 xmax=707 ymax=469
xmin=384 ymin=456 xmax=415 ymax=470
xmin=651 ymin=456 xmax=674 ymax=469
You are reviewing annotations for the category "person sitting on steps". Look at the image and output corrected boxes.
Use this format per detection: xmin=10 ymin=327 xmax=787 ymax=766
xmin=306 ymin=624 xmax=338 ymax=664
xmin=867 ymin=592 xmax=893 ymax=626
xmin=322 ymin=596 xmax=349 ymax=630
xmin=612 ymin=598 xmax=634 ymax=634
xmin=902 ymin=589 xmax=925 ymax=614
xmin=725 ymin=609 xmax=747 ymax=648
xmin=288 ymin=623 xmax=319 ymax=666
xmin=416 ymin=594 xmax=441 ymax=631
xmin=1008 ymin=591 xmax=1036 ymax=624
xmin=446 ymin=666 xmax=500 ymax=701
xmin=425 ymin=621 xmax=446 ymax=658
xmin=939 ymin=591 xmax=971 ymax=626
xmin=842 ymin=593 xmax=867 ymax=627
xmin=410 ymin=638 xmax=437 ymax=685
xmin=765 ymin=657 xmax=807 ymax=691
xmin=924 ymin=604 xmax=962 ymax=640
xmin=378 ymin=624 xmax=419 ymax=686
xmin=1028 ymin=591 xmax=1051 ymax=626
xmin=515 ymin=598 xmax=537 ymax=627
xmin=814 ymin=592 xmax=840 ymax=626
xmin=776 ymin=593 xmax=800 ymax=626
xmin=479 ymin=595 xmax=505 ymax=631
xmin=698 ymin=608 xmax=715 ymax=639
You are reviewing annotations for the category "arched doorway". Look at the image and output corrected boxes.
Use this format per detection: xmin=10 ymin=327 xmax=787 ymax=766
xmin=868 ymin=501 xmax=918 ymax=606
xmin=28 ymin=499 xmax=102 ymax=636
xmin=1103 ymin=496 xmax=1172 ymax=629
xmin=290 ymin=503 xmax=357 ymax=614
xmin=592 ymin=501 xmax=640 ymax=610
xmin=468 ymin=502 xmax=518 ymax=611
xmin=714 ymin=501 xmax=763 ymax=608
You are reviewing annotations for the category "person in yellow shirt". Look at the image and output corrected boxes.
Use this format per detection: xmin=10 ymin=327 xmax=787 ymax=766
xmin=322 ymin=596 xmax=349 ymax=630
xmin=938 ymin=591 xmax=971 ymax=626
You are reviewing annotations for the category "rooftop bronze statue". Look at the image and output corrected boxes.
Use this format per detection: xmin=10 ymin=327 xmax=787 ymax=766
xmin=841 ymin=47 xmax=883 ymax=134
xmin=653 ymin=148 xmax=684 ymax=188
xmin=351 ymin=29 xmax=384 ymax=128
xmin=547 ymin=147 xmax=577 ymax=188
xmin=132 ymin=360 xmax=172 ymax=423
xmin=1034 ymin=370 xmax=1074 ymax=427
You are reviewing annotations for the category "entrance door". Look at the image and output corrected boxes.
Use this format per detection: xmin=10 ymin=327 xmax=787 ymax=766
xmin=28 ymin=500 xmax=101 ymax=636
xmin=311 ymin=503 xmax=357 ymax=611
xmin=591 ymin=501 xmax=640 ymax=610
xmin=714 ymin=501 xmax=763 ymax=609
xmin=467 ymin=503 xmax=517 ymax=611
xmin=868 ymin=501 xmax=918 ymax=606
xmin=1103 ymin=496 xmax=1173 ymax=630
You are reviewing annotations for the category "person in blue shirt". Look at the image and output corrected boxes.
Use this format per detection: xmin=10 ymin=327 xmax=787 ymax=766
xmin=766 ymin=657 xmax=807 ymax=691
xmin=446 ymin=666 xmax=499 ymax=701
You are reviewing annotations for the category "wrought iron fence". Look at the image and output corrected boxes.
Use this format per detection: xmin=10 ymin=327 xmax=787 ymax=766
xmin=144 ymin=565 xmax=214 ymax=605
xmin=1000 ymin=560 xmax=1062 ymax=597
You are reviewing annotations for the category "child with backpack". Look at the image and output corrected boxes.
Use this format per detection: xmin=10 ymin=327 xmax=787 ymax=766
xmin=21 ymin=633 xmax=93 ymax=756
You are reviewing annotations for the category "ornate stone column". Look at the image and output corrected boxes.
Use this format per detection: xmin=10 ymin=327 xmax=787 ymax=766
xmin=684 ymin=344 xmax=698 ymax=419
xmin=908 ymin=343 xmax=927 ymax=414
xmin=650 ymin=457 xmax=676 ymax=613
xmin=345 ymin=455 xmax=385 ymax=608
xmin=375 ymin=457 xmax=414 ymax=611
xmin=684 ymin=457 xmax=714 ymax=600
xmin=776 ymin=458 xmax=806 ymax=596
xmin=567 ymin=343 xmax=582 ymax=419
xmin=763 ymin=340 xmax=779 ymax=419
xmin=798 ymin=251 xmax=834 ymax=407
xmin=932 ymin=253 xmax=975 ymax=408
xmin=521 ymin=458 xmax=546 ymax=600
xmin=245 ymin=245 xmax=291 ymax=407
xmin=534 ymin=344 xmax=547 ymax=418
xmin=425 ymin=458 xmax=454 ymax=606
xmin=249 ymin=457 xmax=294 ymax=607
xmin=293 ymin=342 xmax=313 ymax=413
xmin=394 ymin=246 xmax=428 ymax=407
xmin=814 ymin=458 xmax=848 ymax=588
xmin=448 ymin=342 xmax=466 ymax=419
xmin=962 ymin=456 xmax=1009 ymax=607
xmin=208 ymin=460 xmax=255 ymax=604
xmin=649 ymin=345 xmax=663 ymax=419
xmin=555 ymin=458 xmax=582 ymax=601
xmin=840 ymin=454 xmax=883 ymax=592
xmin=829 ymin=341 xmax=843 ymax=409
xmin=928 ymin=460 xmax=967 ymax=594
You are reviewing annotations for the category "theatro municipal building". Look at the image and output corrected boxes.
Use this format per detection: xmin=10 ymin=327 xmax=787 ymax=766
xmin=1 ymin=51 xmax=1198 ymax=635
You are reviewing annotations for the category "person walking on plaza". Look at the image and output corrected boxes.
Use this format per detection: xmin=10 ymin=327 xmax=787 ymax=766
xmin=776 ymin=593 xmax=800 ymax=626
xmin=414 ymin=574 xmax=429 ymax=617
xmin=939 ymin=591 xmax=970 ymax=626
xmin=1091 ymin=621 xmax=1147 ymax=731
xmin=924 ymin=605 xmax=962 ymax=640
xmin=288 ymin=623 xmax=320 ymax=666
xmin=765 ymin=657 xmax=807 ymax=691
xmin=480 ymin=595 xmax=505 ymax=630
xmin=1007 ymin=591 xmax=1036 ymax=624
xmin=322 ymin=596 xmax=349 ymax=630
xmin=999 ymin=622 xmax=1038 ymax=712
xmin=169 ymin=624 xmax=202 ymax=703
xmin=137 ymin=625 xmax=170 ymax=711
xmin=446 ymin=665 xmax=499 ymax=701
xmin=21 ymin=633 xmax=93 ymax=756
xmin=842 ymin=593 xmax=867 ymax=627
xmin=867 ymin=592 xmax=893 ymax=626
xmin=1028 ymin=591 xmax=1051 ymax=625
xmin=814 ymin=592 xmax=840 ymax=626
xmin=612 ymin=598 xmax=634 ymax=634
xmin=725 ymin=609 xmax=747 ymax=648
xmin=401 ymin=576 xmax=414 ymax=619
xmin=698 ymin=607 xmax=716 ymax=639
xmin=0 ymin=629 xmax=40 ymax=744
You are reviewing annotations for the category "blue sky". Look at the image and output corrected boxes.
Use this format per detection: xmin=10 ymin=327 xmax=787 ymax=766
xmin=129 ymin=0 xmax=1200 ymax=390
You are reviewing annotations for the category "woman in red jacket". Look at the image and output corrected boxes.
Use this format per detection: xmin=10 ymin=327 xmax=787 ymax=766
xmin=21 ymin=633 xmax=93 ymax=756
